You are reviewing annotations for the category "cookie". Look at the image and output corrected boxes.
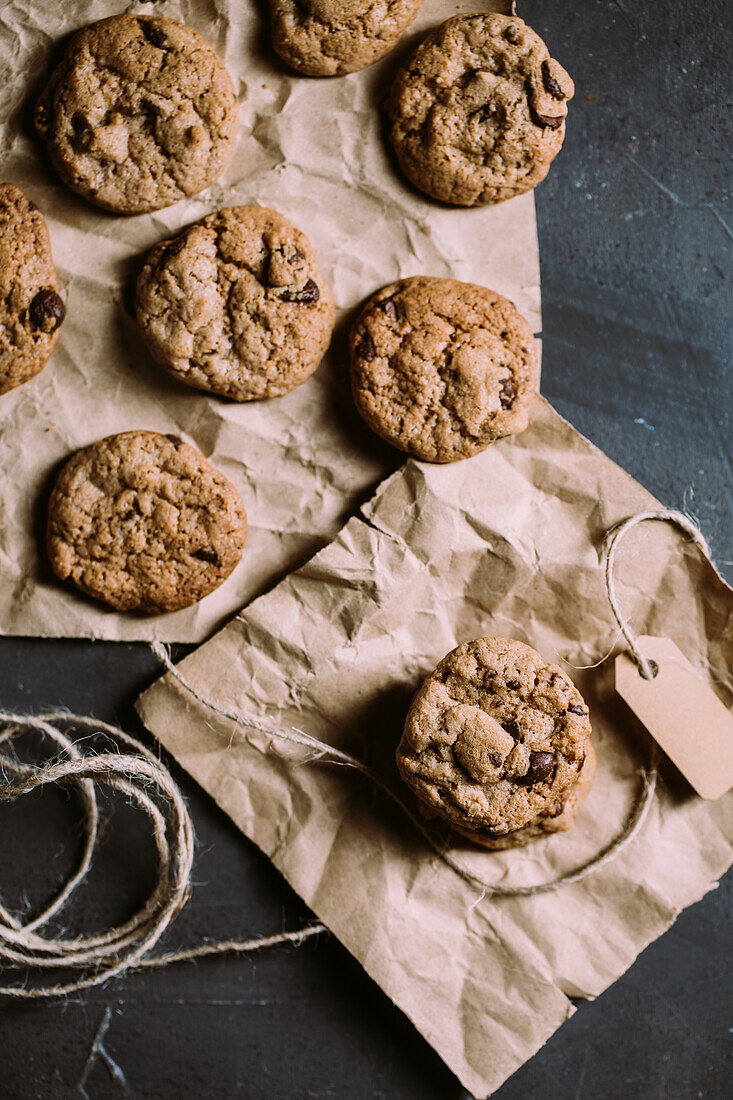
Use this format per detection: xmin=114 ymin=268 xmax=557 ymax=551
xmin=0 ymin=184 xmax=65 ymax=397
xmin=136 ymin=206 xmax=335 ymax=401
xmin=47 ymin=431 xmax=247 ymax=613
xmin=34 ymin=15 xmax=238 ymax=215
xmin=349 ymin=276 xmax=537 ymax=462
xmin=396 ymin=638 xmax=595 ymax=849
xmin=269 ymin=0 xmax=424 ymax=77
xmin=387 ymin=13 xmax=574 ymax=206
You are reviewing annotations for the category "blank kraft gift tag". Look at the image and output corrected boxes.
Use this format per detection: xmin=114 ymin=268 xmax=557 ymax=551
xmin=616 ymin=635 xmax=733 ymax=800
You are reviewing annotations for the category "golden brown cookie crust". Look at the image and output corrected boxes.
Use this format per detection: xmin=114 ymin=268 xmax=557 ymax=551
xmin=47 ymin=431 xmax=248 ymax=614
xmin=387 ymin=13 xmax=574 ymax=206
xmin=34 ymin=15 xmax=238 ymax=215
xmin=396 ymin=637 xmax=594 ymax=848
xmin=269 ymin=0 xmax=424 ymax=77
xmin=0 ymin=183 xmax=64 ymax=397
xmin=136 ymin=206 xmax=335 ymax=401
xmin=349 ymin=276 xmax=537 ymax=462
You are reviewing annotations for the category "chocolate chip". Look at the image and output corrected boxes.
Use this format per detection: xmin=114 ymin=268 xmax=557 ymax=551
xmin=531 ymin=108 xmax=564 ymax=130
xmin=142 ymin=99 xmax=159 ymax=127
xmin=542 ymin=59 xmax=566 ymax=100
xmin=568 ymin=703 xmax=586 ymax=715
xmin=526 ymin=751 xmax=555 ymax=784
xmin=549 ymin=802 xmax=564 ymax=818
xmin=69 ymin=111 xmax=92 ymax=152
xmin=165 ymin=434 xmax=183 ymax=447
xmin=164 ymin=237 xmax=186 ymax=261
xmin=140 ymin=20 xmax=167 ymax=49
xmin=357 ymin=332 xmax=376 ymax=361
xmin=193 ymin=548 xmax=219 ymax=564
xmin=489 ymin=753 xmax=502 ymax=767
xmin=577 ymin=755 xmax=586 ymax=773
xmin=471 ymin=105 xmax=495 ymax=124
xmin=300 ymin=278 xmax=321 ymax=303
xmin=505 ymin=719 xmax=521 ymax=740
xmin=280 ymin=278 xmax=320 ymax=304
xmin=71 ymin=111 xmax=87 ymax=134
xmin=28 ymin=289 xmax=65 ymax=333
xmin=506 ymin=679 xmax=521 ymax=690
xmin=500 ymin=378 xmax=516 ymax=409
xmin=458 ymin=67 xmax=480 ymax=89
xmin=381 ymin=299 xmax=398 ymax=321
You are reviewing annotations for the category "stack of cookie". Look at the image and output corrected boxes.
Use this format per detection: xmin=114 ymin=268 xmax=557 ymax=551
xmin=1 ymin=7 xmax=592 ymax=848
xmin=397 ymin=639 xmax=595 ymax=849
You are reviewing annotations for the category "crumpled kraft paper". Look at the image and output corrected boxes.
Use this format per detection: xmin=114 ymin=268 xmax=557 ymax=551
xmin=137 ymin=396 xmax=733 ymax=1098
xmin=0 ymin=0 xmax=538 ymax=641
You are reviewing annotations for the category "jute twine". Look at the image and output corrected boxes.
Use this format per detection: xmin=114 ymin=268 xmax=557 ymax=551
xmin=0 ymin=509 xmax=712 ymax=998
xmin=0 ymin=712 xmax=325 ymax=999
xmin=602 ymin=509 xmax=711 ymax=681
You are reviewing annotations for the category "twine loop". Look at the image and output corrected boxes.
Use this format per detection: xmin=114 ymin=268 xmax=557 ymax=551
xmin=601 ymin=509 xmax=711 ymax=680
xmin=0 ymin=713 xmax=323 ymax=999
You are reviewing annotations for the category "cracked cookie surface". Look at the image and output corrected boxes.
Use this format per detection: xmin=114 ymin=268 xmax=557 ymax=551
xmin=350 ymin=276 xmax=537 ymax=462
xmin=34 ymin=15 xmax=238 ymax=214
xmin=396 ymin=638 xmax=595 ymax=849
xmin=47 ymin=431 xmax=247 ymax=614
xmin=0 ymin=184 xmax=64 ymax=396
xmin=387 ymin=13 xmax=574 ymax=206
xmin=269 ymin=0 xmax=424 ymax=76
xmin=136 ymin=205 xmax=335 ymax=401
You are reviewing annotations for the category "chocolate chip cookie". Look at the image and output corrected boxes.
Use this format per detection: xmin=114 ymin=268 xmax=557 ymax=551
xmin=269 ymin=0 xmax=424 ymax=77
xmin=136 ymin=206 xmax=335 ymax=401
xmin=47 ymin=431 xmax=247 ymax=614
xmin=397 ymin=638 xmax=595 ymax=849
xmin=387 ymin=13 xmax=574 ymax=206
xmin=34 ymin=15 xmax=238 ymax=215
xmin=350 ymin=276 xmax=537 ymax=462
xmin=0 ymin=184 xmax=65 ymax=397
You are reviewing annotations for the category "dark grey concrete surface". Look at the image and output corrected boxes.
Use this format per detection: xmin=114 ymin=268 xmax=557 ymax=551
xmin=1 ymin=2 xmax=731 ymax=1098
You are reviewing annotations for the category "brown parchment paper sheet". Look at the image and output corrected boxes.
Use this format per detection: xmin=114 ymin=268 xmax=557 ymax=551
xmin=138 ymin=396 xmax=733 ymax=1097
xmin=0 ymin=0 xmax=539 ymax=641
